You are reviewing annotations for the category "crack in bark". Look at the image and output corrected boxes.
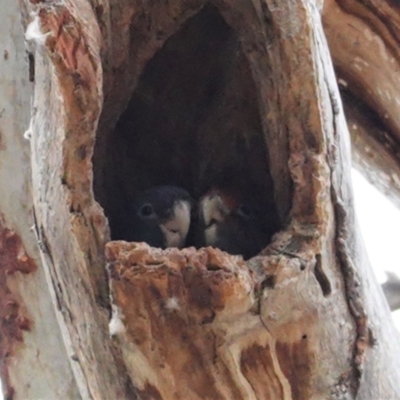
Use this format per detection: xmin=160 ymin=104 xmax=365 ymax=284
xmin=325 ymin=79 xmax=371 ymax=396
xmin=313 ymin=253 xmax=332 ymax=297
xmin=32 ymin=207 xmax=95 ymax=398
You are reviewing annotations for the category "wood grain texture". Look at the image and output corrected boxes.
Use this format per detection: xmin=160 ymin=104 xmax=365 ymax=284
xmin=323 ymin=0 xmax=400 ymax=209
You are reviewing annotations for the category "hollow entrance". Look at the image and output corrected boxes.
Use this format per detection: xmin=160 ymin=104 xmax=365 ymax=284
xmin=93 ymin=5 xmax=280 ymax=253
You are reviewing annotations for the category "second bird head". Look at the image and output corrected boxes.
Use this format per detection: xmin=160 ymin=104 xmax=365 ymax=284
xmin=197 ymin=188 xmax=272 ymax=259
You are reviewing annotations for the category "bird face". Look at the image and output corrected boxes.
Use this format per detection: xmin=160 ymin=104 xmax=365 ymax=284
xmin=200 ymin=191 xmax=232 ymax=246
xmin=197 ymin=188 xmax=270 ymax=259
xmin=126 ymin=186 xmax=192 ymax=248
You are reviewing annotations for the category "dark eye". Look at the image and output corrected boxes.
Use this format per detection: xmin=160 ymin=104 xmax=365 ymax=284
xmin=236 ymin=204 xmax=254 ymax=219
xmin=139 ymin=204 xmax=155 ymax=218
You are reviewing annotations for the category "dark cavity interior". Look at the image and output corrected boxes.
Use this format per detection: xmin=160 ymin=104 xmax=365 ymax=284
xmin=93 ymin=5 xmax=280 ymax=248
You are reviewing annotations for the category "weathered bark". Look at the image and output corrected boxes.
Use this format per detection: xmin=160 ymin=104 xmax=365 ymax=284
xmin=322 ymin=0 xmax=400 ymax=314
xmin=323 ymin=0 xmax=400 ymax=209
xmin=0 ymin=0 xmax=399 ymax=399
xmin=0 ymin=0 xmax=80 ymax=398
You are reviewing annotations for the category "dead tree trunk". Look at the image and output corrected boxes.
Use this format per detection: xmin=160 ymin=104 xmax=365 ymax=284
xmin=1 ymin=0 xmax=400 ymax=399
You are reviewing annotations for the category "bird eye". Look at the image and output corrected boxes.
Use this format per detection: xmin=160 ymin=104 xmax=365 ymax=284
xmin=236 ymin=204 xmax=254 ymax=218
xmin=139 ymin=204 xmax=154 ymax=217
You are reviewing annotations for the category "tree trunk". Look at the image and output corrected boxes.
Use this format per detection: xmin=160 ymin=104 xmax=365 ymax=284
xmin=0 ymin=1 xmax=80 ymax=398
xmin=1 ymin=0 xmax=399 ymax=399
xmin=323 ymin=0 xmax=400 ymax=209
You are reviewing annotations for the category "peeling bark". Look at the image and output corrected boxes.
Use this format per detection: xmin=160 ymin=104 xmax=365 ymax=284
xmin=106 ymin=232 xmax=356 ymax=400
xmin=0 ymin=221 xmax=36 ymax=400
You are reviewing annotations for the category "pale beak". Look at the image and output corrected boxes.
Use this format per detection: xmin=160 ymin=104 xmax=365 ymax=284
xmin=160 ymin=200 xmax=191 ymax=248
xmin=199 ymin=193 xmax=231 ymax=246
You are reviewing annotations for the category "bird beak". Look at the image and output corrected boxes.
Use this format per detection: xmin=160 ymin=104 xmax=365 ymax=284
xmin=160 ymin=200 xmax=191 ymax=248
xmin=199 ymin=193 xmax=230 ymax=228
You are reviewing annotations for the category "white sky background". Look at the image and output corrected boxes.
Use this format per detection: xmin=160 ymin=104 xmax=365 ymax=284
xmin=352 ymin=169 xmax=400 ymax=329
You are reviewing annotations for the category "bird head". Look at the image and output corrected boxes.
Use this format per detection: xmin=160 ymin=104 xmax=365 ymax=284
xmin=199 ymin=188 xmax=239 ymax=245
xmin=127 ymin=185 xmax=192 ymax=248
xmin=198 ymin=188 xmax=270 ymax=259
